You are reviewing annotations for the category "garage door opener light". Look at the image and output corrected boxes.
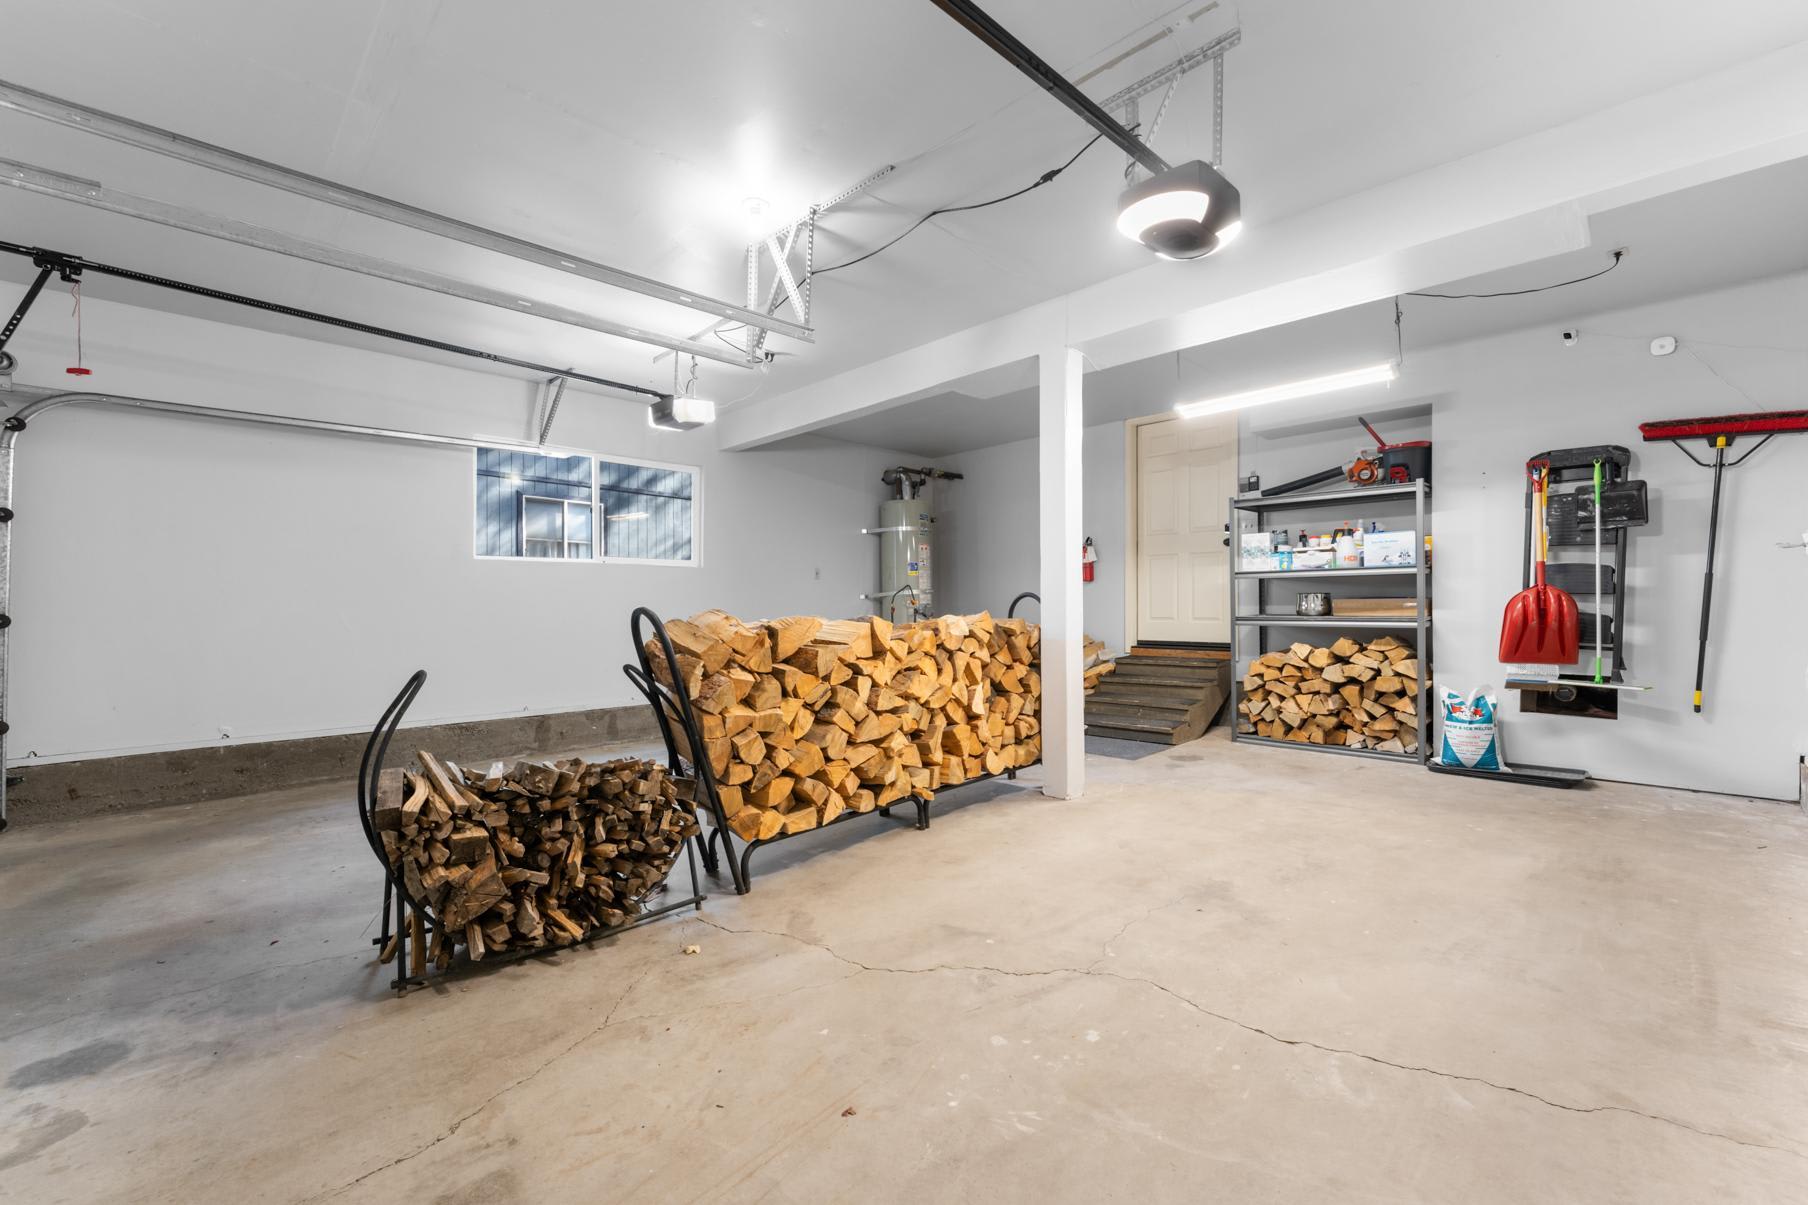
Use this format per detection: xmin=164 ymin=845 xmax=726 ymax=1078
xmin=1174 ymin=362 xmax=1397 ymax=419
xmin=1117 ymin=160 xmax=1243 ymax=260
xmin=648 ymin=394 xmax=716 ymax=431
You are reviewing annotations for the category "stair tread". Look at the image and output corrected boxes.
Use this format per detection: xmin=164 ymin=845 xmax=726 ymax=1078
xmin=1086 ymin=712 xmax=1192 ymax=732
xmin=1087 ymin=707 xmax=1205 ymax=725
xmin=1106 ymin=665 xmax=1222 ymax=683
xmin=1091 ymin=693 xmax=1210 ymax=709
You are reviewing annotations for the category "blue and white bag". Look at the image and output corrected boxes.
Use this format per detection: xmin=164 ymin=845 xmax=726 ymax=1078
xmin=1438 ymin=684 xmax=1505 ymax=771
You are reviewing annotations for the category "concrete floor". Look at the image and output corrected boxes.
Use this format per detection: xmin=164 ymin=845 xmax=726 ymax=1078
xmin=3 ymin=729 xmax=1806 ymax=1204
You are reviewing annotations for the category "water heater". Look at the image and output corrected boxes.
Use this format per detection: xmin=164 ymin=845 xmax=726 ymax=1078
xmin=868 ymin=467 xmax=962 ymax=624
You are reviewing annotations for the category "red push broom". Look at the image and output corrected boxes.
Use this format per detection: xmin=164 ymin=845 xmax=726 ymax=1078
xmin=1639 ymin=408 xmax=1808 ymax=713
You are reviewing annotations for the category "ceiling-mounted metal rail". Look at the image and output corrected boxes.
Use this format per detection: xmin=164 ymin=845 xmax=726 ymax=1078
xmin=0 ymin=159 xmax=755 ymax=369
xmin=0 ymin=383 xmax=600 ymax=832
xmin=0 ymin=78 xmax=811 ymax=342
xmin=1098 ymin=28 xmax=1241 ymax=114
xmin=927 ymin=0 xmax=1169 ymax=176
xmin=0 ymin=240 xmax=670 ymax=401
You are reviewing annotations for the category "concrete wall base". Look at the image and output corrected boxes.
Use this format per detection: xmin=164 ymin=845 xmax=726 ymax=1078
xmin=7 ymin=705 xmax=660 ymax=825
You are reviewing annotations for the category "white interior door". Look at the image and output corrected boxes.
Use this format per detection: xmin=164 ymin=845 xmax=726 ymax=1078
xmin=1136 ymin=414 xmax=1235 ymax=644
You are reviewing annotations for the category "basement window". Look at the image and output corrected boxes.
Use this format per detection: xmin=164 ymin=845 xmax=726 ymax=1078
xmin=474 ymin=448 xmax=698 ymax=565
xmin=596 ymin=459 xmax=696 ymax=564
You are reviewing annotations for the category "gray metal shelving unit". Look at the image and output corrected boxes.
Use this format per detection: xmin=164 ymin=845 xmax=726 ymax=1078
xmin=1228 ymin=480 xmax=1432 ymax=764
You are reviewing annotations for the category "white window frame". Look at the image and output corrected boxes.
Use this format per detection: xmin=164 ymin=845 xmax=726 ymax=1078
xmin=472 ymin=445 xmax=703 ymax=569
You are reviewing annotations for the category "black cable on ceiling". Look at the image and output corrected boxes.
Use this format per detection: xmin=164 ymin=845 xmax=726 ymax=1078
xmin=807 ymin=127 xmax=1128 ymax=279
xmin=1406 ymin=249 xmax=1625 ymax=300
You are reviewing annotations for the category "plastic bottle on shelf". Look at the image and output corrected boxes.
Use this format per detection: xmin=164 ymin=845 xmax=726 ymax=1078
xmin=1335 ymin=531 xmax=1359 ymax=568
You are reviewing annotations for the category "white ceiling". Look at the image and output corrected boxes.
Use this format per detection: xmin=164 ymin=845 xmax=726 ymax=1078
xmin=798 ymin=153 xmax=1808 ymax=456
xmin=3 ymin=1 xmax=1807 ymax=410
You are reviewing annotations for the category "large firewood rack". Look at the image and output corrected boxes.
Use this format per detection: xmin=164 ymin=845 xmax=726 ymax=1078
xmin=628 ymin=594 xmax=1041 ymax=895
xmin=355 ymin=670 xmax=706 ymax=995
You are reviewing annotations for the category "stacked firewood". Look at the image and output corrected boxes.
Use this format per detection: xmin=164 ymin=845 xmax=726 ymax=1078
xmin=373 ymin=752 xmax=698 ymax=970
xmin=1235 ymin=636 xmax=1421 ymax=753
xmin=648 ymin=609 xmax=1041 ymax=842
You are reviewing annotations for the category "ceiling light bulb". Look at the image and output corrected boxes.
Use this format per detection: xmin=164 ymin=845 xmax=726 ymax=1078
xmin=1116 ymin=189 xmax=1209 ymax=240
xmin=1117 ymin=160 xmax=1242 ymax=260
xmin=1174 ymin=362 xmax=1397 ymax=419
xmin=648 ymin=395 xmax=717 ymax=431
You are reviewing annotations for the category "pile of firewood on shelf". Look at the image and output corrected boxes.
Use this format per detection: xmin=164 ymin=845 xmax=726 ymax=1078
xmin=648 ymin=608 xmax=1041 ymax=843
xmin=1236 ymin=635 xmax=1420 ymax=753
xmin=373 ymin=752 xmax=698 ymax=970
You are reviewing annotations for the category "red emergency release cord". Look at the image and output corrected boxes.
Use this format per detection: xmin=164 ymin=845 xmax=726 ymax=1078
xmin=66 ymin=280 xmax=91 ymax=376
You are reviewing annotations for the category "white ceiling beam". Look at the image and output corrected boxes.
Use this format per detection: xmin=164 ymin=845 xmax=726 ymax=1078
xmin=0 ymin=159 xmax=755 ymax=368
xmin=0 ymin=77 xmax=812 ymax=342
xmin=720 ymin=38 xmax=1808 ymax=451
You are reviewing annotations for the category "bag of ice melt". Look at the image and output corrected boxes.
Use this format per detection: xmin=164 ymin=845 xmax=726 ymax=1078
xmin=1438 ymin=684 xmax=1505 ymax=771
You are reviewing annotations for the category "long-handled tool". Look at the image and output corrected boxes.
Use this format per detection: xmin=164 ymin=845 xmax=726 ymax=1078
xmin=1591 ymin=458 xmax=1604 ymax=684
xmin=1499 ymin=465 xmax=1579 ymax=664
xmin=1639 ymin=408 xmax=1808 ymax=713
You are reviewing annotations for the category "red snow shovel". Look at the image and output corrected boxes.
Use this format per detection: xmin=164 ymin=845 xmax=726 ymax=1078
xmin=1499 ymin=464 xmax=1579 ymax=664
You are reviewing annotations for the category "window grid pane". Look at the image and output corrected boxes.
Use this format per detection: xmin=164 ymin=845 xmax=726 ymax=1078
xmin=475 ymin=448 xmax=695 ymax=563
xmin=598 ymin=460 xmax=694 ymax=562
xmin=475 ymin=448 xmax=592 ymax=557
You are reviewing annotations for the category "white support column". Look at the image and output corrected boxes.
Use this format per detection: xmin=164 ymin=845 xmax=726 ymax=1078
xmin=1037 ymin=346 xmax=1085 ymax=799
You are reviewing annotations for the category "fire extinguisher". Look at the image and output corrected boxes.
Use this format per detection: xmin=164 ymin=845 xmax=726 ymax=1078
xmin=1081 ymin=536 xmax=1097 ymax=583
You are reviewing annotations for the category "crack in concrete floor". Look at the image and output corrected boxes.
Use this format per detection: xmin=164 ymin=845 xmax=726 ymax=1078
xmin=303 ymin=964 xmax=658 ymax=1203
xmin=266 ymin=883 xmax=1807 ymax=1201
xmin=688 ymin=916 xmax=1807 ymax=1161
xmin=306 ymin=951 xmax=868 ymax=1201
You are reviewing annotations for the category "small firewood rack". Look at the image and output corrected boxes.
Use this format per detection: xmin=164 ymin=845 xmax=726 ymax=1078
xmin=628 ymin=595 xmax=1041 ymax=895
xmin=356 ymin=670 xmax=706 ymax=995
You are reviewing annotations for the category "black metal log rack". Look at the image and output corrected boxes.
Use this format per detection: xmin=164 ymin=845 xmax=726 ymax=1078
xmin=628 ymin=594 xmax=1042 ymax=894
xmin=355 ymin=669 xmax=706 ymax=994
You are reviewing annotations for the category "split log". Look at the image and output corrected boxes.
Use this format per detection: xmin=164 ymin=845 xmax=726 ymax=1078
xmin=649 ymin=609 xmax=1042 ymax=841
xmin=1236 ymin=637 xmax=1421 ymax=755
xmin=379 ymin=753 xmax=698 ymax=966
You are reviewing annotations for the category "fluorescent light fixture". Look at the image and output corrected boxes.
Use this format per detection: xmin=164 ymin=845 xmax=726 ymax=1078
xmin=608 ymin=511 xmax=649 ymax=522
xmin=1174 ymin=362 xmax=1397 ymax=419
xmin=647 ymin=395 xmax=716 ymax=430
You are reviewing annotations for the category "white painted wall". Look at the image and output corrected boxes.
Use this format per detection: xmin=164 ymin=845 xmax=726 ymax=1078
xmin=2 ymin=299 xmax=913 ymax=764
xmin=936 ymin=418 xmax=1128 ymax=653
xmin=934 ymin=270 xmax=1808 ymax=800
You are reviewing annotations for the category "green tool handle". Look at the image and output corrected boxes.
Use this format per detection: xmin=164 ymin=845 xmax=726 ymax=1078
xmin=1592 ymin=459 xmax=1603 ymax=684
